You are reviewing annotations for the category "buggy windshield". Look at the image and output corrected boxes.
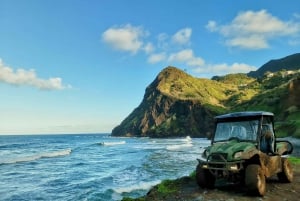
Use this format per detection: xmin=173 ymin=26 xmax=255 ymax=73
xmin=214 ymin=120 xmax=259 ymax=142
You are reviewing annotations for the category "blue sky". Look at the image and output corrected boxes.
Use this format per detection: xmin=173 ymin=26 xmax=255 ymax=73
xmin=0 ymin=0 xmax=300 ymax=134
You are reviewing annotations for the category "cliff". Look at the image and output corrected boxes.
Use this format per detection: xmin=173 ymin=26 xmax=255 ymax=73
xmin=112 ymin=54 xmax=300 ymax=138
xmin=111 ymin=67 xmax=223 ymax=138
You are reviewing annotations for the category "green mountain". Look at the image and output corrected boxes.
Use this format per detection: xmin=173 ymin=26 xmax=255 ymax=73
xmin=248 ymin=53 xmax=300 ymax=78
xmin=111 ymin=67 xmax=223 ymax=138
xmin=112 ymin=55 xmax=300 ymax=138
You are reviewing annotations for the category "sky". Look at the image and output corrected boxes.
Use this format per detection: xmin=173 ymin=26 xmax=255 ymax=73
xmin=0 ymin=0 xmax=300 ymax=134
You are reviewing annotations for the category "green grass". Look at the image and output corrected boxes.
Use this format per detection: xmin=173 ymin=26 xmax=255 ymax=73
xmin=189 ymin=170 xmax=196 ymax=179
xmin=157 ymin=67 xmax=233 ymax=105
xmin=288 ymin=156 xmax=300 ymax=165
xmin=275 ymin=121 xmax=297 ymax=138
xmin=156 ymin=179 xmax=178 ymax=194
xmin=286 ymin=111 xmax=300 ymax=137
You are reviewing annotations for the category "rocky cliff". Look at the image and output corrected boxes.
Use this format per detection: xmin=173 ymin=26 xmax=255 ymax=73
xmin=112 ymin=54 xmax=300 ymax=138
xmin=111 ymin=67 xmax=221 ymax=138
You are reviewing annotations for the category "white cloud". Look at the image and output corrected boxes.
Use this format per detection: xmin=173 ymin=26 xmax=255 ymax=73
xmin=156 ymin=33 xmax=169 ymax=50
xmin=172 ymin=28 xmax=192 ymax=45
xmin=206 ymin=21 xmax=218 ymax=32
xmin=226 ymin=35 xmax=268 ymax=49
xmin=102 ymin=24 xmax=147 ymax=54
xmin=0 ymin=59 xmax=71 ymax=90
xmin=102 ymin=26 xmax=205 ymax=68
xmin=143 ymin=42 xmax=155 ymax=54
xmin=147 ymin=53 xmax=167 ymax=64
xmin=157 ymin=33 xmax=169 ymax=42
xmin=168 ymin=49 xmax=205 ymax=67
xmin=207 ymin=9 xmax=300 ymax=49
xmin=101 ymin=24 xmax=259 ymax=78
xmin=101 ymin=24 xmax=260 ymax=77
xmin=168 ymin=49 xmax=193 ymax=62
xmin=193 ymin=62 xmax=257 ymax=75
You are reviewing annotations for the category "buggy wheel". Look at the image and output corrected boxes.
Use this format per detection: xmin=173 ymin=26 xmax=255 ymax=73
xmin=196 ymin=163 xmax=215 ymax=189
xmin=245 ymin=164 xmax=266 ymax=196
xmin=278 ymin=158 xmax=293 ymax=183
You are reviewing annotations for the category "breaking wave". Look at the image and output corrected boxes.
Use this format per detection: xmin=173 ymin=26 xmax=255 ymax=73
xmin=99 ymin=141 xmax=126 ymax=146
xmin=113 ymin=180 xmax=161 ymax=194
xmin=0 ymin=148 xmax=72 ymax=165
xmin=166 ymin=136 xmax=193 ymax=150
xmin=166 ymin=143 xmax=193 ymax=150
xmin=183 ymin=136 xmax=192 ymax=142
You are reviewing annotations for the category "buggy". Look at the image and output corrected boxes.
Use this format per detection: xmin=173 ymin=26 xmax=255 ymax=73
xmin=196 ymin=111 xmax=293 ymax=196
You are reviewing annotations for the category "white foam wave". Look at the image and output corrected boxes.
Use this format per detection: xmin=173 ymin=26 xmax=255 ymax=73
xmin=40 ymin=149 xmax=72 ymax=158
xmin=183 ymin=136 xmax=192 ymax=142
xmin=0 ymin=149 xmax=72 ymax=165
xmin=99 ymin=141 xmax=126 ymax=146
xmin=114 ymin=180 xmax=161 ymax=194
xmin=166 ymin=143 xmax=193 ymax=150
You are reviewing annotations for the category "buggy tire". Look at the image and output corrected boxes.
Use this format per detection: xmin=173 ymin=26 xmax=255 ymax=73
xmin=277 ymin=158 xmax=293 ymax=183
xmin=245 ymin=164 xmax=266 ymax=196
xmin=196 ymin=163 xmax=215 ymax=189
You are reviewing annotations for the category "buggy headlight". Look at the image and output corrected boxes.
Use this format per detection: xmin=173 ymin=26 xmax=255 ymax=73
xmin=234 ymin=151 xmax=243 ymax=159
xmin=229 ymin=164 xmax=239 ymax=171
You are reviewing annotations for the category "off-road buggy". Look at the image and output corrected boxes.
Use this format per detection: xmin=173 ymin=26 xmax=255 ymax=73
xmin=196 ymin=111 xmax=294 ymax=196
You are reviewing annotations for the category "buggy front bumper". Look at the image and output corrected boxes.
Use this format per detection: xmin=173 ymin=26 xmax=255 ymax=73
xmin=197 ymin=153 xmax=245 ymax=172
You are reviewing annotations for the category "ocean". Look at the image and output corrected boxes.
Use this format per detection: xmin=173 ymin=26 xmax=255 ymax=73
xmin=0 ymin=134 xmax=210 ymax=201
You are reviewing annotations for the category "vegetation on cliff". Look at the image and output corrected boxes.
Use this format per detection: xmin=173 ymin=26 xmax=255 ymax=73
xmin=111 ymin=67 xmax=225 ymax=138
xmin=112 ymin=54 xmax=300 ymax=138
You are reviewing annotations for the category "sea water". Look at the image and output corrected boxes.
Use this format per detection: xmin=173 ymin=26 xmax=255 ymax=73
xmin=0 ymin=134 xmax=210 ymax=201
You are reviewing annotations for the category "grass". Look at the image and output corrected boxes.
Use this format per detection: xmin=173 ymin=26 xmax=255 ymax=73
xmin=156 ymin=179 xmax=179 ymax=194
xmin=288 ymin=156 xmax=300 ymax=165
xmin=189 ymin=170 xmax=196 ymax=179
xmin=121 ymin=179 xmax=180 ymax=201
xmin=275 ymin=121 xmax=298 ymax=138
xmin=157 ymin=67 xmax=232 ymax=105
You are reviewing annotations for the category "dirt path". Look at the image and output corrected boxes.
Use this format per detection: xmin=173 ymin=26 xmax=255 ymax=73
xmin=142 ymin=164 xmax=300 ymax=201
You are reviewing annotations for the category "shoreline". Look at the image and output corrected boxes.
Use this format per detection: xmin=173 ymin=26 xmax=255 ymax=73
xmin=123 ymin=138 xmax=300 ymax=201
xmin=123 ymin=161 xmax=300 ymax=201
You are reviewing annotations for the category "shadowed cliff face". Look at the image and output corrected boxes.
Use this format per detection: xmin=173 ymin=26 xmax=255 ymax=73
xmin=111 ymin=67 xmax=218 ymax=138
xmin=140 ymin=92 xmax=217 ymax=138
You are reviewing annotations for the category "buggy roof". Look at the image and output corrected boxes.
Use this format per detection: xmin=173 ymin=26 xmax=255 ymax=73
xmin=215 ymin=111 xmax=274 ymax=120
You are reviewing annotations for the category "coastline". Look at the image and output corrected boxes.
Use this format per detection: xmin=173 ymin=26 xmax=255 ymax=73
xmin=123 ymin=162 xmax=300 ymax=201
xmin=123 ymin=138 xmax=300 ymax=201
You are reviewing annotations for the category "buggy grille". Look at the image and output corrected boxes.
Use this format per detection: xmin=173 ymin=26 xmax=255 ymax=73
xmin=209 ymin=153 xmax=228 ymax=162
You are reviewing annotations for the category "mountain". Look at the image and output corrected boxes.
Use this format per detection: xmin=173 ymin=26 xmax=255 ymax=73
xmin=112 ymin=55 xmax=300 ymax=138
xmin=248 ymin=53 xmax=300 ymax=78
xmin=111 ymin=67 xmax=224 ymax=138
